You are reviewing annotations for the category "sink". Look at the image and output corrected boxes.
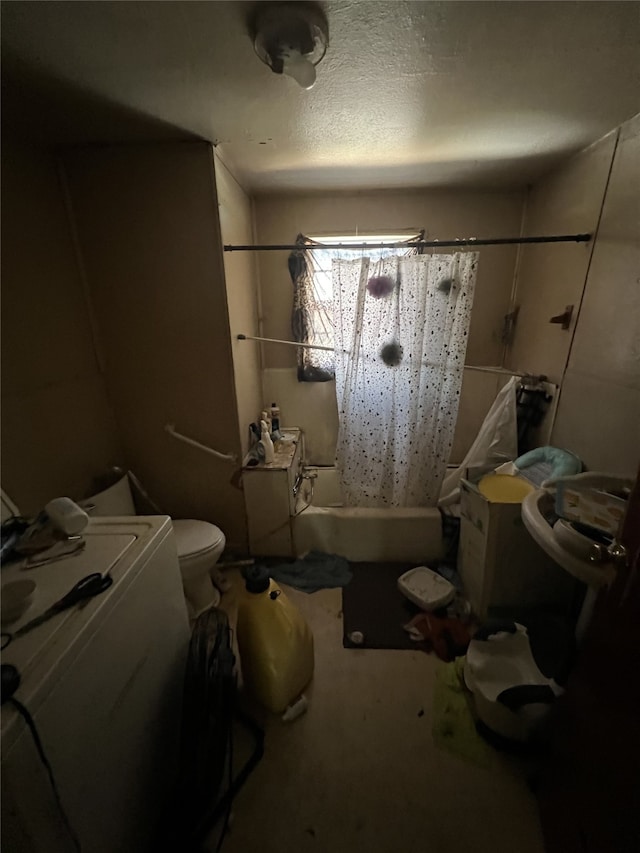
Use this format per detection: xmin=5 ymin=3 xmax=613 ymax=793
xmin=521 ymin=489 xmax=616 ymax=642
xmin=521 ymin=490 xmax=615 ymax=588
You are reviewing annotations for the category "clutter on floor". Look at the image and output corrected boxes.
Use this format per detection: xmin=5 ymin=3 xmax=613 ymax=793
xmin=268 ymin=549 xmax=352 ymax=593
xmin=432 ymin=657 xmax=492 ymax=768
xmin=403 ymin=611 xmax=471 ymax=662
xmin=342 ymin=562 xmax=424 ymax=649
xmin=464 ymin=618 xmax=575 ymax=745
xmin=342 ymin=562 xmax=471 ymax=652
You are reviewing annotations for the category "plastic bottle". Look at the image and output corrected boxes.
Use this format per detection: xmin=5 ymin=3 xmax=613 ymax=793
xmin=270 ymin=402 xmax=281 ymax=434
xmin=260 ymin=420 xmax=275 ymax=464
xmin=261 ymin=410 xmax=272 ymax=433
xmin=237 ymin=566 xmax=314 ymax=713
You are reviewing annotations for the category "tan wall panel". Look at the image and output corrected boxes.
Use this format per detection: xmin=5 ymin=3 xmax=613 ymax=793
xmin=214 ymin=155 xmax=263 ymax=457
xmin=63 ymin=143 xmax=248 ymax=547
xmin=552 ymin=115 xmax=640 ymax=475
xmin=1 ymin=142 xmax=121 ymax=513
xmin=507 ymin=131 xmax=617 ymax=382
xmin=262 ymin=368 xmax=339 ymax=466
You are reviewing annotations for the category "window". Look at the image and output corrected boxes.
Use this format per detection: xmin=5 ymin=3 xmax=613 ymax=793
xmin=290 ymin=232 xmax=423 ymax=381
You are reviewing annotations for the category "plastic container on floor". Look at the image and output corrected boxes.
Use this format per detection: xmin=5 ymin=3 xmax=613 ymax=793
xmin=237 ymin=567 xmax=314 ymax=713
xmin=397 ymin=566 xmax=456 ymax=611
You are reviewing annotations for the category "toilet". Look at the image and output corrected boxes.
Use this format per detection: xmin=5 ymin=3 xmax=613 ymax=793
xmin=86 ymin=473 xmax=226 ymax=617
xmin=171 ymin=519 xmax=226 ymax=616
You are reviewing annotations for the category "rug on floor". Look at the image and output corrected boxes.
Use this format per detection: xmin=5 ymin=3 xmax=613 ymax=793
xmin=342 ymin=562 xmax=472 ymax=658
xmin=341 ymin=562 xmax=423 ymax=649
xmin=432 ymin=657 xmax=492 ymax=767
xmin=269 ymin=550 xmax=352 ymax=593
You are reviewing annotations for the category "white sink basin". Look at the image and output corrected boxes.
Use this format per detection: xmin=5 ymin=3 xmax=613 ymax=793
xmin=521 ymin=489 xmax=615 ymax=588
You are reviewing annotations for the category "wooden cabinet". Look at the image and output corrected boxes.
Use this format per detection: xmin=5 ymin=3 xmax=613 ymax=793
xmin=458 ymin=477 xmax=577 ymax=619
xmin=242 ymin=430 xmax=302 ymax=557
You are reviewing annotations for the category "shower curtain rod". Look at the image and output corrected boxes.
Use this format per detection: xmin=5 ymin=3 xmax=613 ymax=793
xmin=224 ymin=233 xmax=591 ymax=252
xmin=236 ymin=334 xmax=531 ymax=379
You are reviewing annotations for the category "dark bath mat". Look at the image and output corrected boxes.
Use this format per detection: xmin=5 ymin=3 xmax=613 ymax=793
xmin=342 ymin=562 xmax=424 ymax=650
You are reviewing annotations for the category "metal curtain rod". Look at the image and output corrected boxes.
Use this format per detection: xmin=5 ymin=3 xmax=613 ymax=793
xmin=224 ymin=233 xmax=591 ymax=252
xmin=236 ymin=334 xmax=530 ymax=378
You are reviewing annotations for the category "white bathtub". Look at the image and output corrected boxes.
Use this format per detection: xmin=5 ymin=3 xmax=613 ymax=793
xmin=293 ymin=466 xmax=445 ymax=563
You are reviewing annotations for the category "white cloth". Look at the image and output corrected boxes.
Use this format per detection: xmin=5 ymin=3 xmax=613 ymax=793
xmin=332 ymin=252 xmax=478 ymax=507
xmin=438 ymin=375 xmax=519 ymax=506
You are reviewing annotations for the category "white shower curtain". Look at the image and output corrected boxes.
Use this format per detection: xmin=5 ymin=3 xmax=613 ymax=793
xmin=332 ymin=252 xmax=478 ymax=507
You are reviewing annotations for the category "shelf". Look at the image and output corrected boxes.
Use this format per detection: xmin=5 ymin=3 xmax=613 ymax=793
xmin=242 ymin=428 xmax=301 ymax=472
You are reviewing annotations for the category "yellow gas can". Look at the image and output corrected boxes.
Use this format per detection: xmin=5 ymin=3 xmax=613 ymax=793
xmin=237 ymin=569 xmax=314 ymax=713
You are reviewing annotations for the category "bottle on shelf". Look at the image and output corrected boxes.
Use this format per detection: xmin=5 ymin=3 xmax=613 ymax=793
xmin=260 ymin=419 xmax=275 ymax=464
xmin=270 ymin=402 xmax=281 ymax=434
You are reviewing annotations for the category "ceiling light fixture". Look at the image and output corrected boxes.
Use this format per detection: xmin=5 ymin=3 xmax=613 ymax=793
xmin=252 ymin=2 xmax=329 ymax=90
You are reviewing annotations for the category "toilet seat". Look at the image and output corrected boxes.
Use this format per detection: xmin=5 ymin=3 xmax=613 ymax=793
xmin=172 ymin=519 xmax=225 ymax=562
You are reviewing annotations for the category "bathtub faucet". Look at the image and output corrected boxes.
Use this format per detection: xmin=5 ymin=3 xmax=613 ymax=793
xmin=293 ymin=470 xmax=317 ymax=497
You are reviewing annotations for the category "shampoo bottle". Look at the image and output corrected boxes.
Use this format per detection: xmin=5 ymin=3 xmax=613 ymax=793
xmin=260 ymin=419 xmax=275 ymax=464
xmin=270 ymin=402 xmax=281 ymax=434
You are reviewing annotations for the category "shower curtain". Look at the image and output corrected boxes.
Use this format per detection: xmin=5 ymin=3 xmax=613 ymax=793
xmin=332 ymin=252 xmax=478 ymax=507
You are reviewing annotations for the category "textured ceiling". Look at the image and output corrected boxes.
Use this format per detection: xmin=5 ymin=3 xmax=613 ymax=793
xmin=2 ymin=1 xmax=639 ymax=191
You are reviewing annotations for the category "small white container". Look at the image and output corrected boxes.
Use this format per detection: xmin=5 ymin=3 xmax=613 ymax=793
xmin=45 ymin=497 xmax=89 ymax=536
xmin=397 ymin=566 xmax=455 ymax=611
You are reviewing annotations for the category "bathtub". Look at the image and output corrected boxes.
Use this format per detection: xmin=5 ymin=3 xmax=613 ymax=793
xmin=292 ymin=466 xmax=445 ymax=563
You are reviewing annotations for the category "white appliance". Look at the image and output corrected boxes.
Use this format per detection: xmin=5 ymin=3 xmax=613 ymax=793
xmin=1 ymin=516 xmax=191 ymax=852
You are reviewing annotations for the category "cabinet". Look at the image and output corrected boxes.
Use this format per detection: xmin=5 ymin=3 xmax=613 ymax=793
xmin=457 ymin=477 xmax=577 ymax=619
xmin=242 ymin=429 xmax=302 ymax=557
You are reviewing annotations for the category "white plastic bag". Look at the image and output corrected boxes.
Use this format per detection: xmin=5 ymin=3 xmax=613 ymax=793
xmin=438 ymin=376 xmax=519 ymax=506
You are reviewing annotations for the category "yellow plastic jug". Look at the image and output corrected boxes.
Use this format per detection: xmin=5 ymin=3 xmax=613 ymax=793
xmin=237 ymin=568 xmax=314 ymax=713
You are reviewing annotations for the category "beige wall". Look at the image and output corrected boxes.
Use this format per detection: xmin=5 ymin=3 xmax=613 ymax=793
xmin=63 ymin=143 xmax=248 ymax=547
xmin=254 ymin=189 xmax=524 ymax=464
xmin=214 ymin=154 xmax=263 ymax=458
xmin=551 ymin=115 xmax=640 ymax=475
xmin=1 ymin=141 xmax=122 ymax=514
xmin=506 ymin=131 xmax=617 ymax=383
xmin=507 ymin=114 xmax=639 ymax=476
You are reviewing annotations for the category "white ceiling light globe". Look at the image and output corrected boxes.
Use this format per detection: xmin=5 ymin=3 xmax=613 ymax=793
xmin=282 ymin=50 xmax=317 ymax=89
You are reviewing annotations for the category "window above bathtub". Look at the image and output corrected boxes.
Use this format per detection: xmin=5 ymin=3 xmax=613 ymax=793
xmin=290 ymin=231 xmax=423 ymax=382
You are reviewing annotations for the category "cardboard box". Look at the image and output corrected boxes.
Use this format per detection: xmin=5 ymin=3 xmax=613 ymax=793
xmin=457 ymin=477 xmax=577 ymax=619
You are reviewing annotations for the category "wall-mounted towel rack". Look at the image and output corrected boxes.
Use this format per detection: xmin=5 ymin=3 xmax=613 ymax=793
xmin=165 ymin=424 xmax=237 ymax=463
xmin=236 ymin=334 xmax=535 ymax=379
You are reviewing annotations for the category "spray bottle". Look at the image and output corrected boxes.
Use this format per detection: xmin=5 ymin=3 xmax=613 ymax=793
xmin=260 ymin=420 xmax=275 ymax=464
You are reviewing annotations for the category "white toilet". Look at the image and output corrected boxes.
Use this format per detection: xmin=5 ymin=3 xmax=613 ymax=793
xmin=171 ymin=519 xmax=226 ymax=616
xmin=86 ymin=473 xmax=226 ymax=617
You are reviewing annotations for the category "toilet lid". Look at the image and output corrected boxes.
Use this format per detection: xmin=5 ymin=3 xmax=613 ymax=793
xmin=172 ymin=519 xmax=225 ymax=559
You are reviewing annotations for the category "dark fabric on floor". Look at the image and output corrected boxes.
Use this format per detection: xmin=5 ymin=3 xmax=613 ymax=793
xmin=269 ymin=550 xmax=352 ymax=593
xmin=342 ymin=562 xmax=423 ymax=649
xmin=404 ymin=611 xmax=471 ymax=662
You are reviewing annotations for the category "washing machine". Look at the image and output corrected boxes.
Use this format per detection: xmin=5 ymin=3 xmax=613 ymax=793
xmin=1 ymin=516 xmax=190 ymax=852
